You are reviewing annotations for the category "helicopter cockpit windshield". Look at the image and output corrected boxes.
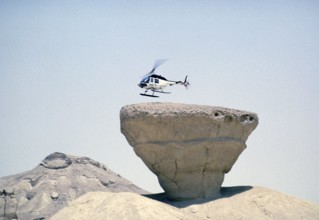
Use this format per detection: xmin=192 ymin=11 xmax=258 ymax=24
xmin=142 ymin=77 xmax=150 ymax=83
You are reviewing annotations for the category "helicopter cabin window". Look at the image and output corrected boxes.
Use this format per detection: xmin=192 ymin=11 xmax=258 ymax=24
xmin=155 ymin=79 xmax=159 ymax=83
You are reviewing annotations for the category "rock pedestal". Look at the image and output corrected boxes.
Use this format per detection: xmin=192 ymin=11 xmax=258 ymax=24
xmin=120 ymin=103 xmax=258 ymax=200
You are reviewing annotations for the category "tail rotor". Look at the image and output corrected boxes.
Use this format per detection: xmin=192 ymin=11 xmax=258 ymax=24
xmin=183 ymin=75 xmax=190 ymax=89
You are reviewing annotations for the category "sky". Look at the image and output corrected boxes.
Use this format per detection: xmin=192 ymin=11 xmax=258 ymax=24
xmin=1 ymin=1 xmax=318 ymax=203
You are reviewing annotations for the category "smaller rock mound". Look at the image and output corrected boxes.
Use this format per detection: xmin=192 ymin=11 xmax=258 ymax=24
xmin=0 ymin=152 xmax=147 ymax=220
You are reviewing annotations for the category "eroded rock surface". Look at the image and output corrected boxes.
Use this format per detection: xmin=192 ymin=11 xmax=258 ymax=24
xmin=0 ymin=152 xmax=147 ymax=220
xmin=120 ymin=102 xmax=258 ymax=200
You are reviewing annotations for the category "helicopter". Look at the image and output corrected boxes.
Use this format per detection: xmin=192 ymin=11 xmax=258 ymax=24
xmin=138 ymin=59 xmax=190 ymax=97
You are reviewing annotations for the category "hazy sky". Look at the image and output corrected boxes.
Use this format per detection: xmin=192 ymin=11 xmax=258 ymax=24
xmin=1 ymin=1 xmax=318 ymax=203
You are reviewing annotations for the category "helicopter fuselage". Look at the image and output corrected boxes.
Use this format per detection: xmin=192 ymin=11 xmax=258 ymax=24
xmin=138 ymin=74 xmax=178 ymax=91
xmin=138 ymin=59 xmax=189 ymax=97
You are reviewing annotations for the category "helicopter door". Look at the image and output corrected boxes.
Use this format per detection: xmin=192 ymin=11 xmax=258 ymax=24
xmin=149 ymin=77 xmax=157 ymax=89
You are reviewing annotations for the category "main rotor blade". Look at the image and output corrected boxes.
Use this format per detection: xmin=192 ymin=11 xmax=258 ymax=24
xmin=141 ymin=59 xmax=168 ymax=79
xmin=149 ymin=59 xmax=168 ymax=74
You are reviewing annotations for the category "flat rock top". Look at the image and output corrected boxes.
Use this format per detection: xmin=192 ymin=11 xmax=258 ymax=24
xmin=121 ymin=102 xmax=258 ymax=123
xmin=121 ymin=102 xmax=259 ymax=145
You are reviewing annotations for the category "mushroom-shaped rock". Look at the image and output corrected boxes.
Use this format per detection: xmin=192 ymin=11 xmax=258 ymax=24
xmin=120 ymin=103 xmax=258 ymax=200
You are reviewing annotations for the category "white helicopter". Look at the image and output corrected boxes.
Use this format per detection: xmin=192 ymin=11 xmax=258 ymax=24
xmin=138 ymin=59 xmax=190 ymax=97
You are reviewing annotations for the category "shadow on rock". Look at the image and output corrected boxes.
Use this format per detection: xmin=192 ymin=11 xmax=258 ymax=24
xmin=144 ymin=186 xmax=253 ymax=208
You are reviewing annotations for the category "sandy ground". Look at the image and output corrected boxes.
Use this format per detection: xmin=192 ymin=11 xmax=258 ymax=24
xmin=51 ymin=186 xmax=319 ymax=220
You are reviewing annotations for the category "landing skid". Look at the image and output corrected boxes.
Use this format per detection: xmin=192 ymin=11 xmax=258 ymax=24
xmin=140 ymin=93 xmax=159 ymax=98
xmin=155 ymin=91 xmax=171 ymax=94
xmin=140 ymin=89 xmax=171 ymax=98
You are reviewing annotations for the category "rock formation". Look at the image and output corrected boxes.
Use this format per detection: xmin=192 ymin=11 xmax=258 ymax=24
xmin=51 ymin=186 xmax=319 ymax=220
xmin=120 ymin=102 xmax=258 ymax=200
xmin=0 ymin=152 xmax=147 ymax=220
xmin=2 ymin=152 xmax=319 ymax=220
